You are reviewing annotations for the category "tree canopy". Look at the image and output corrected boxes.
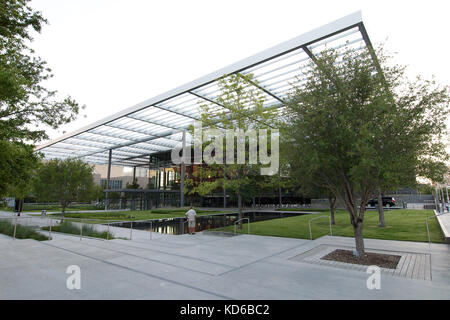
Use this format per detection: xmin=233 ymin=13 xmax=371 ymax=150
xmin=282 ymin=44 xmax=449 ymax=257
xmin=0 ymin=0 xmax=81 ymax=197
xmin=185 ymin=74 xmax=280 ymax=224
xmin=32 ymin=158 xmax=98 ymax=216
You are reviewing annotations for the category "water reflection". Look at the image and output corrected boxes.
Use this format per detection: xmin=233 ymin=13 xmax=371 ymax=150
xmin=109 ymin=211 xmax=306 ymax=235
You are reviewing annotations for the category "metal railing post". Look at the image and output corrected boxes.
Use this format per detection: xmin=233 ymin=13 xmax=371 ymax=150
xmin=234 ymin=218 xmax=250 ymax=235
xmin=149 ymin=221 xmax=153 ymax=240
xmin=309 ymin=220 xmax=313 ymax=240
xmin=107 ymin=220 xmax=110 ymax=241
xmin=182 ymin=220 xmax=188 ymax=235
xmin=49 ymin=218 xmax=52 ymax=239
xmin=130 ymin=220 xmax=133 ymax=240
xmin=329 ymin=217 xmax=333 ymax=237
xmin=308 ymin=215 xmax=333 ymax=240
xmin=13 ymin=217 xmax=17 ymax=240
xmin=223 ymin=214 xmax=226 ymax=230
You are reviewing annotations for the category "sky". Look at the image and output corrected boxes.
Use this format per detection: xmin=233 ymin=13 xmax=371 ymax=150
xmin=29 ymin=0 xmax=450 ymax=143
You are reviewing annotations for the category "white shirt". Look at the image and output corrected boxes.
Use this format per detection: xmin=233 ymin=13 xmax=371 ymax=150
xmin=186 ymin=209 xmax=197 ymax=221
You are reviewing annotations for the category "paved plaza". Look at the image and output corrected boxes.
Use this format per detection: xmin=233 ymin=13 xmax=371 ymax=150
xmin=0 ymin=219 xmax=449 ymax=299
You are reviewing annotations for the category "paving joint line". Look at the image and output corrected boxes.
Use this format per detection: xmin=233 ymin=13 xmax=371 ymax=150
xmin=40 ymin=241 xmax=233 ymax=300
xmin=84 ymin=237 xmax=237 ymax=269
xmin=59 ymin=238 xmax=220 ymax=276
xmin=217 ymin=241 xmax=312 ymax=276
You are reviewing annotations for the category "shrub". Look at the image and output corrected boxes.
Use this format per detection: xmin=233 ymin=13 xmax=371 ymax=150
xmin=0 ymin=219 xmax=49 ymax=241
xmin=42 ymin=221 xmax=114 ymax=239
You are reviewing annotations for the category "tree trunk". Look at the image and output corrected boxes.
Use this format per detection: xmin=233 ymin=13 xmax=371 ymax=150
xmin=377 ymin=190 xmax=386 ymax=227
xmin=328 ymin=194 xmax=336 ymax=225
xmin=343 ymin=189 xmax=365 ymax=258
xmin=238 ymin=189 xmax=243 ymax=230
xmin=353 ymin=220 xmax=365 ymax=258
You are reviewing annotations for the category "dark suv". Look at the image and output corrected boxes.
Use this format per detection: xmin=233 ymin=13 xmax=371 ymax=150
xmin=367 ymin=196 xmax=396 ymax=207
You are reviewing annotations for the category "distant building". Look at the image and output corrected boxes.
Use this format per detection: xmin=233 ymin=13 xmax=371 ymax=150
xmin=93 ymin=164 xmax=149 ymax=190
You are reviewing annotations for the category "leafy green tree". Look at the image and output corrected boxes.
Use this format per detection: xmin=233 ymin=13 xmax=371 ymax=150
xmin=283 ymin=44 xmax=449 ymax=257
xmin=0 ymin=141 xmax=37 ymax=197
xmin=0 ymin=0 xmax=81 ymax=142
xmin=32 ymin=159 xmax=97 ymax=218
xmin=185 ymin=74 xmax=279 ymax=227
xmin=0 ymin=0 xmax=81 ymax=197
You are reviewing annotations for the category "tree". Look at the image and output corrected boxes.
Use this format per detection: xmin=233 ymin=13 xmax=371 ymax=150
xmin=376 ymin=189 xmax=386 ymax=227
xmin=32 ymin=158 xmax=97 ymax=219
xmin=0 ymin=140 xmax=37 ymax=197
xmin=283 ymin=44 xmax=449 ymax=257
xmin=0 ymin=0 xmax=81 ymax=197
xmin=185 ymin=74 xmax=279 ymax=228
xmin=281 ymin=142 xmax=337 ymax=224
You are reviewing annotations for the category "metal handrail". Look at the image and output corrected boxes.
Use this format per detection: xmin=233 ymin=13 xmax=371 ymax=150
xmin=426 ymin=210 xmax=449 ymax=248
xmin=149 ymin=221 xmax=153 ymax=240
xmin=13 ymin=217 xmax=17 ymax=240
xmin=45 ymin=216 xmax=156 ymax=241
xmin=46 ymin=216 xmax=125 ymax=222
xmin=48 ymin=218 xmax=52 ymax=239
xmin=308 ymin=215 xmax=333 ymax=240
xmin=234 ymin=218 xmax=250 ymax=235
xmin=130 ymin=220 xmax=133 ymax=240
xmin=182 ymin=219 xmax=189 ymax=235
xmin=0 ymin=214 xmax=159 ymax=241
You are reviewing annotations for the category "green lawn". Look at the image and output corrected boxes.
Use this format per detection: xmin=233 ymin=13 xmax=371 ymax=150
xmin=224 ymin=209 xmax=445 ymax=243
xmin=45 ymin=208 xmax=227 ymax=223
xmin=275 ymin=208 xmax=331 ymax=212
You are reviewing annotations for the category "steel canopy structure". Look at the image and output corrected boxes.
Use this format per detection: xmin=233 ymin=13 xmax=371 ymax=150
xmin=35 ymin=11 xmax=374 ymax=168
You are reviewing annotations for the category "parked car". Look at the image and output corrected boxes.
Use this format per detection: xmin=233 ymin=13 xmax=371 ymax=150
xmin=367 ymin=196 xmax=396 ymax=207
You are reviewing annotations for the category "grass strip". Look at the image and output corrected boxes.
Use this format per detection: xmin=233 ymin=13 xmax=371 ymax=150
xmin=42 ymin=221 xmax=115 ymax=239
xmin=0 ymin=219 xmax=49 ymax=241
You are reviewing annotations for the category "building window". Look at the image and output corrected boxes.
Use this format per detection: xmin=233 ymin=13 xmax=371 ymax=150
xmin=100 ymin=179 xmax=122 ymax=190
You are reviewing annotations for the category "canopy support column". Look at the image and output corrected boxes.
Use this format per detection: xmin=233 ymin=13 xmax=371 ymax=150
xmin=223 ymin=187 xmax=227 ymax=208
xmin=105 ymin=149 xmax=112 ymax=210
xmin=180 ymin=131 xmax=186 ymax=207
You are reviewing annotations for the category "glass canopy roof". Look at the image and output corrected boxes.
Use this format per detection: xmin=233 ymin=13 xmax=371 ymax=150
xmin=35 ymin=11 xmax=375 ymax=168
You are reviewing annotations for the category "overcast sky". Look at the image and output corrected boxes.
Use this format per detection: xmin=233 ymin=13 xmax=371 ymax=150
xmin=30 ymin=0 xmax=450 ymax=143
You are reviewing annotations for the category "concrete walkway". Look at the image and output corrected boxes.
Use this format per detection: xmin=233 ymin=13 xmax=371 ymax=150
xmin=0 ymin=228 xmax=449 ymax=299
xmin=435 ymin=210 xmax=450 ymax=243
